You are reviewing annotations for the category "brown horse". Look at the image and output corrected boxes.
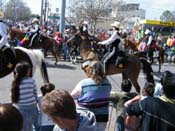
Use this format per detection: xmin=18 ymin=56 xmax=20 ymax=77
xmin=67 ymin=32 xmax=154 ymax=93
xmin=0 ymin=46 xmax=49 ymax=83
xmin=124 ymin=38 xmax=164 ymax=72
xmin=8 ymin=27 xmax=61 ymax=64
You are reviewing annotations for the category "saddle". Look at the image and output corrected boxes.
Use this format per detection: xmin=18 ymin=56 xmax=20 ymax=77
xmin=0 ymin=46 xmax=16 ymax=78
xmin=107 ymin=50 xmax=128 ymax=69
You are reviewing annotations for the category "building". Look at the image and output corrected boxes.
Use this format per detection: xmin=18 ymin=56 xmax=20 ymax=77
xmin=111 ymin=3 xmax=146 ymax=30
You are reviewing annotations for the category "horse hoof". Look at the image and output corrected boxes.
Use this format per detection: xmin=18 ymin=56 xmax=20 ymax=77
xmin=54 ymin=62 xmax=57 ymax=65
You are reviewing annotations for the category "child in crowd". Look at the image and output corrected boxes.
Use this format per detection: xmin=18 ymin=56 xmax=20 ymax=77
xmin=110 ymin=79 xmax=137 ymax=131
xmin=11 ymin=62 xmax=39 ymax=131
xmin=38 ymin=83 xmax=55 ymax=131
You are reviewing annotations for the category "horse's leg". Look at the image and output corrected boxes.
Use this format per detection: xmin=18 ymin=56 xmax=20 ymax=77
xmin=124 ymin=70 xmax=140 ymax=93
xmin=129 ymin=76 xmax=140 ymax=93
xmin=51 ymin=48 xmax=58 ymax=64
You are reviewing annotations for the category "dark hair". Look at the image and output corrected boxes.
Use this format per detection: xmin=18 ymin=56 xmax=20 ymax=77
xmin=11 ymin=62 xmax=31 ymax=103
xmin=121 ymin=79 xmax=132 ymax=92
xmin=160 ymin=71 xmax=175 ymax=99
xmin=42 ymin=89 xmax=77 ymax=120
xmin=143 ymin=82 xmax=155 ymax=96
xmin=0 ymin=103 xmax=23 ymax=131
xmin=40 ymin=83 xmax=55 ymax=96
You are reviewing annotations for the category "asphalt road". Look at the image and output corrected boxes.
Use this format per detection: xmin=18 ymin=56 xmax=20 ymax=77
xmin=0 ymin=58 xmax=174 ymax=130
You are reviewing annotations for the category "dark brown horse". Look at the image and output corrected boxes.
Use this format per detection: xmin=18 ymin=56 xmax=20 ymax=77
xmin=67 ymin=32 xmax=154 ymax=93
xmin=8 ymin=27 xmax=61 ymax=64
xmin=0 ymin=47 xmax=49 ymax=83
xmin=124 ymin=38 xmax=164 ymax=72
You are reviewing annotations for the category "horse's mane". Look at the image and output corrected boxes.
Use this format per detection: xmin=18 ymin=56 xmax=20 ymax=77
xmin=11 ymin=27 xmax=25 ymax=34
xmin=128 ymin=38 xmax=140 ymax=46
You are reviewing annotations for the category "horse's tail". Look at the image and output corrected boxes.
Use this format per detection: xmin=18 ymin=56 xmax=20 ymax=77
xmin=140 ymin=58 xmax=155 ymax=85
xmin=32 ymin=49 xmax=50 ymax=83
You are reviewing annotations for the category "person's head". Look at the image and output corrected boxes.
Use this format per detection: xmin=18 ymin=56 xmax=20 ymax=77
xmin=32 ymin=18 xmax=39 ymax=24
xmin=13 ymin=62 xmax=31 ymax=79
xmin=160 ymin=71 xmax=175 ymax=99
xmin=83 ymin=61 xmax=106 ymax=84
xmin=42 ymin=89 xmax=77 ymax=129
xmin=40 ymin=83 xmax=55 ymax=96
xmin=111 ymin=21 xmax=120 ymax=31
xmin=121 ymin=79 xmax=132 ymax=92
xmin=11 ymin=62 xmax=31 ymax=103
xmin=142 ymin=82 xmax=155 ymax=96
xmin=0 ymin=103 xmax=23 ymax=131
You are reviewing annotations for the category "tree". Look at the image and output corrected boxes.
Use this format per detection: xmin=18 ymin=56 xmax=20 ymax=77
xmin=4 ymin=0 xmax=31 ymax=21
xmin=68 ymin=0 xmax=112 ymax=33
xmin=160 ymin=10 xmax=175 ymax=22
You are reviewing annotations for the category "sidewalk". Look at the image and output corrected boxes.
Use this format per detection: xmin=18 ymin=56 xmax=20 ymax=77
xmin=105 ymin=104 xmax=116 ymax=131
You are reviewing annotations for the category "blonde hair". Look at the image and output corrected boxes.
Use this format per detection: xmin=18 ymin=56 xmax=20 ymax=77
xmin=86 ymin=61 xmax=106 ymax=84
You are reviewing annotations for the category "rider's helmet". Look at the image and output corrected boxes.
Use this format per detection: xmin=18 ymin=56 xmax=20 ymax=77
xmin=32 ymin=18 xmax=39 ymax=24
xmin=111 ymin=21 xmax=121 ymax=30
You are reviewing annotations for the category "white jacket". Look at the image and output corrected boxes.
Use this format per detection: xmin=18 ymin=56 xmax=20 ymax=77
xmin=0 ymin=21 xmax=8 ymax=49
xmin=99 ymin=30 xmax=123 ymax=50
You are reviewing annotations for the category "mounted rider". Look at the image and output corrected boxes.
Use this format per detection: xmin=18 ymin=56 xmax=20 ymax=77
xmin=97 ymin=21 xmax=127 ymax=73
xmin=144 ymin=29 xmax=155 ymax=57
xmin=29 ymin=18 xmax=40 ymax=47
xmin=0 ymin=11 xmax=16 ymax=69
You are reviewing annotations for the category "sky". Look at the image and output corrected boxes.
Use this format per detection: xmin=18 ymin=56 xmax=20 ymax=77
xmin=24 ymin=0 xmax=175 ymax=20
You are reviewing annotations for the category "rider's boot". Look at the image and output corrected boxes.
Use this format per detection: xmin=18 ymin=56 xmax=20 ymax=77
xmin=103 ymin=62 xmax=107 ymax=74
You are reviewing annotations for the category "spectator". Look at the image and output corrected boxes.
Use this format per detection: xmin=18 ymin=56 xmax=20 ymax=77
xmin=0 ymin=103 xmax=23 ymax=131
xmin=71 ymin=60 xmax=111 ymax=131
xmin=38 ymin=83 xmax=55 ymax=131
xmin=11 ymin=62 xmax=39 ymax=131
xmin=42 ymin=89 xmax=96 ymax=131
xmin=126 ymin=71 xmax=175 ymax=131
xmin=110 ymin=79 xmax=137 ymax=131
xmin=166 ymin=35 xmax=173 ymax=48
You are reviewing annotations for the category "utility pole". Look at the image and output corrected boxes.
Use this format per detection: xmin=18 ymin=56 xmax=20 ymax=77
xmin=40 ymin=0 xmax=44 ymax=25
xmin=59 ymin=0 xmax=66 ymax=33
xmin=44 ymin=0 xmax=48 ymax=23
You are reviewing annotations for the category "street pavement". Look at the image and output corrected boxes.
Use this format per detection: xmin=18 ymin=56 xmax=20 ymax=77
xmin=0 ymin=58 xmax=175 ymax=130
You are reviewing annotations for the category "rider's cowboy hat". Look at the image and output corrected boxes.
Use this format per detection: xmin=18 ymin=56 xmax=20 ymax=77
xmin=32 ymin=18 xmax=39 ymax=23
xmin=111 ymin=21 xmax=121 ymax=28
xmin=145 ymin=29 xmax=150 ymax=35
xmin=0 ymin=11 xmax=4 ymax=19
xmin=82 ymin=21 xmax=88 ymax=25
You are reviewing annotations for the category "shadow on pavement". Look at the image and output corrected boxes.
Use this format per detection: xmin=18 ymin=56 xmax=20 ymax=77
xmin=46 ymin=63 xmax=76 ymax=70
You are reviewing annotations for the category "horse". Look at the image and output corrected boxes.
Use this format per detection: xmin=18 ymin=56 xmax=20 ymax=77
xmin=123 ymin=38 xmax=165 ymax=72
xmin=0 ymin=46 xmax=49 ymax=83
xmin=67 ymin=32 xmax=154 ymax=93
xmin=8 ymin=27 xmax=61 ymax=64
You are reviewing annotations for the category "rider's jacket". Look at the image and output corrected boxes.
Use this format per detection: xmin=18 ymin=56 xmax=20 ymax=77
xmin=31 ymin=23 xmax=40 ymax=34
xmin=100 ymin=30 xmax=122 ymax=51
xmin=0 ymin=21 xmax=8 ymax=49
xmin=145 ymin=34 xmax=153 ymax=46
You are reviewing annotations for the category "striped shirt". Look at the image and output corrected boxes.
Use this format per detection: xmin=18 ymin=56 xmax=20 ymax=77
xmin=17 ymin=77 xmax=38 ymax=106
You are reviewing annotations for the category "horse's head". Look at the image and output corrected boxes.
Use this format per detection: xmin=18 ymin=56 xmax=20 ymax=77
xmin=67 ymin=32 xmax=99 ymax=60
xmin=8 ymin=28 xmax=25 ymax=40
xmin=123 ymin=38 xmax=140 ymax=51
xmin=66 ymin=32 xmax=82 ymax=49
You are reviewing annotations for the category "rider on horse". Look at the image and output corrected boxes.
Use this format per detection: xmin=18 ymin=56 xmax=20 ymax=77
xmin=97 ymin=21 xmax=126 ymax=73
xmin=0 ymin=11 xmax=16 ymax=69
xmin=29 ymin=18 xmax=40 ymax=47
xmin=144 ymin=29 xmax=155 ymax=58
